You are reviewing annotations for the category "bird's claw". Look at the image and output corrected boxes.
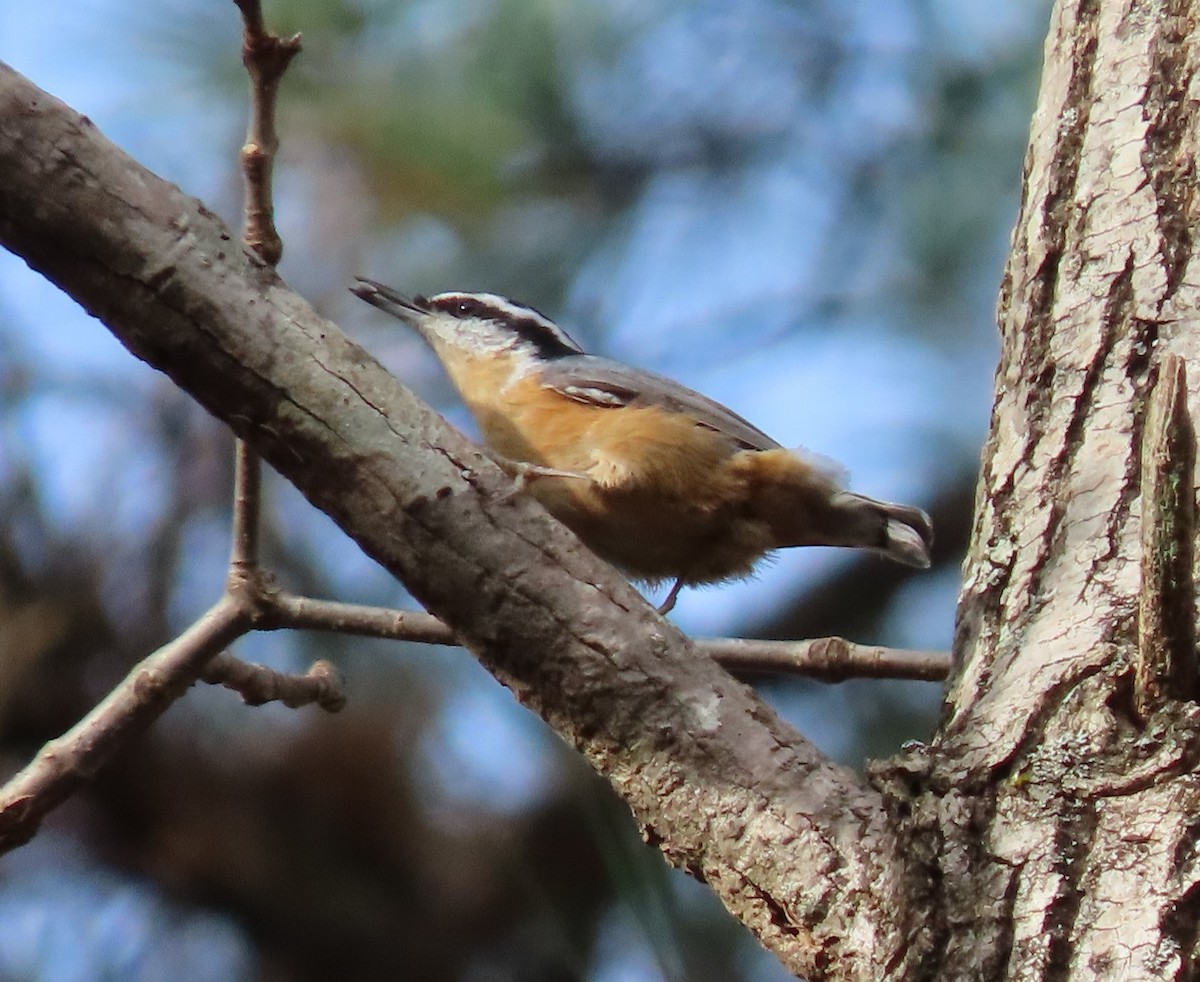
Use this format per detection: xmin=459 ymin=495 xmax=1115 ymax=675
xmin=493 ymin=455 xmax=588 ymax=492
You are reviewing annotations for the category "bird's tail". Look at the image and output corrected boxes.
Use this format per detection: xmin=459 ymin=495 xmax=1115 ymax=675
xmin=737 ymin=450 xmax=934 ymax=567
xmin=827 ymin=492 xmax=934 ymax=568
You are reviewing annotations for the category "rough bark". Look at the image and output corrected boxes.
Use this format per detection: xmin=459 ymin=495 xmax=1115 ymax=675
xmin=872 ymin=1 xmax=1200 ymax=978
xmin=0 ymin=62 xmax=923 ymax=979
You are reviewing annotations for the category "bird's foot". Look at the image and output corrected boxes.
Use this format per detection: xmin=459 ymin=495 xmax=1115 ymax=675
xmin=491 ymin=454 xmax=588 ymax=493
xmin=656 ymin=578 xmax=684 ymax=616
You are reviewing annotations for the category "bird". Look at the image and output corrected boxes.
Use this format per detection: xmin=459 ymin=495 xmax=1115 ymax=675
xmin=351 ymin=278 xmax=933 ymax=612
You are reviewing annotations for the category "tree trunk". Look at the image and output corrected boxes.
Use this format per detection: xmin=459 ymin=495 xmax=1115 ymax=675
xmin=877 ymin=0 xmax=1200 ymax=977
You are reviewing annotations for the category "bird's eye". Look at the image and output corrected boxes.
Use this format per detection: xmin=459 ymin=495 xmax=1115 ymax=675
xmin=430 ymin=295 xmax=497 ymax=319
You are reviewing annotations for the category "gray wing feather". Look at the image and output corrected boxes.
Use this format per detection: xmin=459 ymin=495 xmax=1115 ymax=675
xmin=538 ymin=355 xmax=783 ymax=452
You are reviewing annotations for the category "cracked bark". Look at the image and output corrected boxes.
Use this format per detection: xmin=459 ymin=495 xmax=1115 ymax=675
xmin=870 ymin=1 xmax=1200 ymax=978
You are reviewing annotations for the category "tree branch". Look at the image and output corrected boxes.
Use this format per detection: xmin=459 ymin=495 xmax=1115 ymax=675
xmin=232 ymin=0 xmax=300 ymax=267
xmin=700 ymin=636 xmax=950 ymax=681
xmin=0 ymin=599 xmax=251 ymax=850
xmin=0 ymin=0 xmax=349 ymax=858
xmin=257 ymin=592 xmax=951 ymax=681
xmin=229 ymin=0 xmax=293 ymax=572
xmin=0 ymin=61 xmax=930 ymax=977
xmin=230 ymin=439 xmax=262 ymax=569
xmin=201 ymin=651 xmax=346 ymax=710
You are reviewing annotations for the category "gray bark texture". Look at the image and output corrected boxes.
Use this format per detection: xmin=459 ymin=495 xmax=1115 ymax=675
xmin=4 ymin=0 xmax=1200 ymax=976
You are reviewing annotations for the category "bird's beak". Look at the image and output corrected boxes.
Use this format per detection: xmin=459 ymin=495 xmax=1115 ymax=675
xmin=350 ymin=278 xmax=429 ymax=323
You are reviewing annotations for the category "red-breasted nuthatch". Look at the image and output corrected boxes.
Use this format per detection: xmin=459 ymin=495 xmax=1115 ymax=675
xmin=352 ymin=278 xmax=933 ymax=611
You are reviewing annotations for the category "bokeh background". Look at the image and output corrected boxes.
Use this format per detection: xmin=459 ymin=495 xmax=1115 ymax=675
xmin=0 ymin=1 xmax=1049 ymax=979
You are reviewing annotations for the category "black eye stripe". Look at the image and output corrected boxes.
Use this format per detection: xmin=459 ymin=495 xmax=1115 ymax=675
xmin=429 ymin=295 xmax=499 ymax=320
xmin=428 ymin=294 xmax=584 ymax=359
xmin=509 ymin=317 xmax=575 ymax=360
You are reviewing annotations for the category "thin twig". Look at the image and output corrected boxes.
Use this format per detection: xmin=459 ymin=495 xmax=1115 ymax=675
xmin=230 ymin=439 xmax=262 ymax=569
xmin=202 ymin=652 xmax=346 ymax=711
xmin=228 ymin=0 xmax=299 ymax=564
xmin=0 ymin=599 xmax=251 ymax=851
xmin=699 ymin=636 xmax=950 ymax=682
xmin=269 ymin=594 xmax=460 ymax=644
xmin=256 ymin=592 xmax=951 ymax=682
xmin=232 ymin=0 xmax=301 ymax=266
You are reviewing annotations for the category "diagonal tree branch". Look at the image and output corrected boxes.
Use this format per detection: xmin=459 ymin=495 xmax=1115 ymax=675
xmin=0 ymin=61 xmax=930 ymax=978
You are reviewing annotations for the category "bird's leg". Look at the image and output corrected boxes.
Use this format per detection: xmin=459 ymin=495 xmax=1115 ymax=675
xmin=656 ymin=578 xmax=685 ymax=615
xmin=489 ymin=453 xmax=588 ymax=492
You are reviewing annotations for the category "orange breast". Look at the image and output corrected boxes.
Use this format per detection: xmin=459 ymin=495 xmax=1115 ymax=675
xmin=451 ymin=371 xmax=774 ymax=582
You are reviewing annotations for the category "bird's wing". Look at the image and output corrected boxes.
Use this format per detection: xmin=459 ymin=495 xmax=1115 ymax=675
xmin=538 ymin=355 xmax=784 ymax=452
